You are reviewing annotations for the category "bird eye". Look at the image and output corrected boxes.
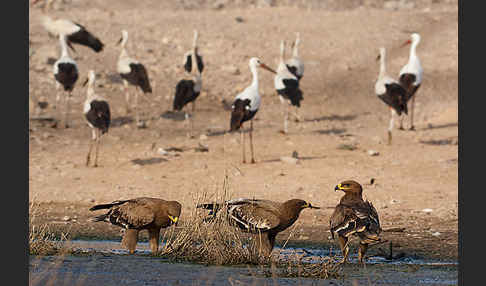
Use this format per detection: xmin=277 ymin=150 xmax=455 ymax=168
xmin=245 ymin=105 xmax=250 ymax=110
xmin=231 ymin=104 xmax=235 ymax=109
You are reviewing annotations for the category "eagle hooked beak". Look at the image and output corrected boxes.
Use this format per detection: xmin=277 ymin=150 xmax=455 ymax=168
xmin=82 ymin=77 xmax=89 ymax=87
xmin=168 ymin=215 xmax=179 ymax=226
xmin=304 ymin=202 xmax=320 ymax=209
xmin=335 ymin=184 xmax=351 ymax=192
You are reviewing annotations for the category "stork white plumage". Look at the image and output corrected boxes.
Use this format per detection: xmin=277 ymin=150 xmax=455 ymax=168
xmin=375 ymin=47 xmax=409 ymax=145
xmin=398 ymin=33 xmax=423 ymax=131
xmin=82 ymin=70 xmax=111 ymax=167
xmin=31 ymin=0 xmax=104 ymax=53
xmin=173 ymin=30 xmax=203 ymax=138
xmin=53 ymin=33 xmax=78 ymax=128
xmin=285 ymin=32 xmax=304 ymax=80
xmin=274 ymin=40 xmax=303 ymax=134
xmin=117 ymin=30 xmax=152 ymax=128
xmin=230 ymin=57 xmax=276 ymax=164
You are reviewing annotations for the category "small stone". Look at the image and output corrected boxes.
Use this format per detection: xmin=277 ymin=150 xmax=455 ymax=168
xmin=368 ymin=150 xmax=380 ymax=156
xmin=422 ymin=208 xmax=433 ymax=213
xmin=62 ymin=216 xmax=70 ymax=221
xmin=221 ymin=65 xmax=240 ymax=75
xmin=431 ymin=232 xmax=441 ymax=237
xmin=157 ymin=148 xmax=168 ymax=155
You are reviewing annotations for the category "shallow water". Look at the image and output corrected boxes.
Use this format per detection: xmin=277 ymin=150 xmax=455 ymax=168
xmin=29 ymin=240 xmax=458 ymax=286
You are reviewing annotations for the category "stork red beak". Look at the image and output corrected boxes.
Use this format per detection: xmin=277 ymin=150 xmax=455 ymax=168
xmin=259 ymin=63 xmax=277 ymax=74
xmin=67 ymin=40 xmax=77 ymax=53
xmin=401 ymin=39 xmax=412 ymax=48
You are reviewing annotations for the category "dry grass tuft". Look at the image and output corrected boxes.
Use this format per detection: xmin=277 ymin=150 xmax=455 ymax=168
xmin=29 ymin=201 xmax=71 ymax=256
xmin=159 ymin=175 xmax=268 ymax=265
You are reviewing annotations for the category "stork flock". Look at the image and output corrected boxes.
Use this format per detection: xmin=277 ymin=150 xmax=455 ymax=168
xmin=30 ymin=0 xmax=423 ymax=167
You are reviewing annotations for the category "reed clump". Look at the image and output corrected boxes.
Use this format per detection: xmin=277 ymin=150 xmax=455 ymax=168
xmin=29 ymin=201 xmax=71 ymax=256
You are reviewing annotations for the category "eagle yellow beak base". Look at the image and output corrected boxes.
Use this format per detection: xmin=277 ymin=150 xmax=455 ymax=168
xmin=168 ymin=215 xmax=179 ymax=224
xmin=335 ymin=184 xmax=351 ymax=191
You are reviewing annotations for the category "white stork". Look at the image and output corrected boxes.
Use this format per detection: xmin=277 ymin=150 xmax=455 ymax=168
xmin=274 ymin=40 xmax=303 ymax=134
xmin=182 ymin=30 xmax=204 ymax=74
xmin=398 ymin=33 xmax=423 ymax=130
xmin=117 ymin=30 xmax=152 ymax=128
xmin=53 ymin=33 xmax=78 ymax=128
xmin=375 ymin=47 xmax=409 ymax=145
xmin=285 ymin=32 xmax=304 ymax=81
xmin=31 ymin=0 xmax=104 ymax=53
xmin=82 ymin=70 xmax=111 ymax=167
xmin=173 ymin=30 xmax=203 ymax=138
xmin=230 ymin=57 xmax=276 ymax=164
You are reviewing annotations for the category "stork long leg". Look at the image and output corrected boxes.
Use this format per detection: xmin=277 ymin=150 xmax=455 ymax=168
xmin=284 ymin=102 xmax=290 ymax=134
xmin=292 ymin=106 xmax=302 ymax=122
xmin=64 ymin=91 xmax=72 ymax=128
xmin=249 ymin=119 xmax=255 ymax=164
xmin=409 ymin=95 xmax=416 ymax=130
xmin=94 ymin=129 xmax=101 ymax=167
xmin=55 ymin=83 xmax=62 ymax=127
xmin=123 ymin=80 xmax=131 ymax=114
xmin=190 ymin=101 xmax=196 ymax=138
xmin=388 ymin=108 xmax=396 ymax=145
xmin=86 ymin=129 xmax=96 ymax=166
xmin=135 ymin=90 xmax=146 ymax=129
xmin=241 ymin=128 xmax=246 ymax=164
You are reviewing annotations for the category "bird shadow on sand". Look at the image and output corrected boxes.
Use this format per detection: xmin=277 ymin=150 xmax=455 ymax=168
xmin=259 ymin=155 xmax=327 ymax=164
xmin=111 ymin=116 xmax=134 ymax=128
xmin=206 ymin=129 xmax=229 ymax=137
xmin=312 ymin=128 xmax=347 ymax=135
xmin=161 ymin=110 xmax=187 ymax=121
xmin=420 ymin=122 xmax=458 ymax=131
xmin=419 ymin=137 xmax=458 ymax=146
xmin=131 ymin=157 xmax=168 ymax=166
xmin=304 ymin=114 xmax=357 ymax=122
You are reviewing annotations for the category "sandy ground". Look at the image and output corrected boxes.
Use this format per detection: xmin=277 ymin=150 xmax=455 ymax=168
xmin=29 ymin=0 xmax=458 ymax=261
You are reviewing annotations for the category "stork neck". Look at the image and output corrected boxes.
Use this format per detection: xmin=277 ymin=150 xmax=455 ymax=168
xmin=408 ymin=41 xmax=419 ymax=63
xmin=292 ymin=42 xmax=299 ymax=58
xmin=280 ymin=42 xmax=285 ymax=63
xmin=87 ymin=84 xmax=96 ymax=100
xmin=378 ymin=52 xmax=387 ymax=79
xmin=59 ymin=35 xmax=69 ymax=58
xmin=191 ymin=47 xmax=198 ymax=75
xmin=250 ymin=64 xmax=259 ymax=89
xmin=119 ymin=45 xmax=128 ymax=59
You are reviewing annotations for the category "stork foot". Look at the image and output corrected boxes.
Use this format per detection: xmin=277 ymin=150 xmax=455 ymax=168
xmin=398 ymin=126 xmax=405 ymax=130
xmin=251 ymin=159 xmax=256 ymax=164
xmin=409 ymin=125 xmax=415 ymax=131
xmin=279 ymin=130 xmax=288 ymax=135
xmin=65 ymin=123 xmax=70 ymax=129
